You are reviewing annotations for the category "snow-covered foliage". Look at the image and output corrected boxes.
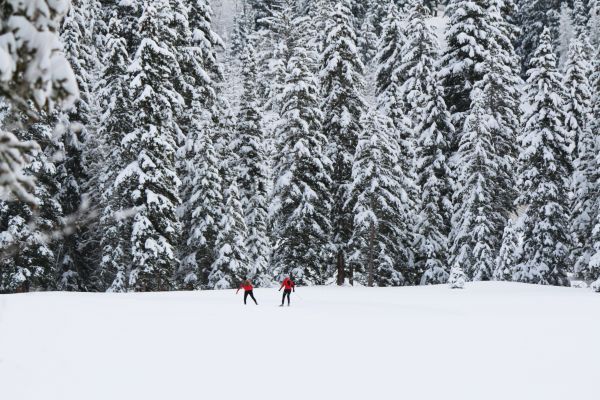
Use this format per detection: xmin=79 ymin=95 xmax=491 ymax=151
xmin=2 ymin=0 xmax=599 ymax=293
xmin=448 ymin=265 xmax=466 ymax=289
xmin=348 ymin=109 xmax=414 ymax=286
xmin=514 ymin=29 xmax=572 ymax=287
xmin=320 ymin=0 xmax=366 ymax=284
xmin=271 ymin=14 xmax=332 ymax=285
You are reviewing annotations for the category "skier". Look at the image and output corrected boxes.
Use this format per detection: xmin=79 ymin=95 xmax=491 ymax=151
xmin=279 ymin=277 xmax=295 ymax=307
xmin=236 ymin=279 xmax=258 ymax=305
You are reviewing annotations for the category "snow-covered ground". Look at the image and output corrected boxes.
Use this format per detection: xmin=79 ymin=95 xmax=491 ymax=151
xmin=0 ymin=283 xmax=598 ymax=400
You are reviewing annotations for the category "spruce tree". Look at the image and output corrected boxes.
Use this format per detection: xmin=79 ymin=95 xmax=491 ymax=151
xmin=414 ymin=77 xmax=455 ymax=285
xmin=493 ymin=219 xmax=521 ymax=281
xmin=94 ymin=13 xmax=135 ymax=292
xmin=448 ymin=85 xmax=506 ymax=282
xmin=177 ymin=108 xmax=223 ymax=289
xmin=122 ymin=1 xmax=183 ymax=291
xmin=271 ymin=16 xmax=332 ymax=285
xmin=320 ymin=1 xmax=366 ymax=284
xmin=514 ymin=29 xmax=572 ymax=287
xmin=348 ymin=109 xmax=413 ymax=286
xmin=209 ymin=180 xmax=249 ymax=289
xmin=518 ymin=0 xmax=561 ymax=71
xmin=440 ymin=0 xmax=500 ymax=134
xmin=565 ymin=38 xmax=594 ymax=276
xmin=233 ymin=44 xmax=270 ymax=285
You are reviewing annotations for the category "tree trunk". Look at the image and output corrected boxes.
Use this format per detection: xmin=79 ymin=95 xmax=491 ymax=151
xmin=368 ymin=221 xmax=375 ymax=287
xmin=336 ymin=250 xmax=345 ymax=286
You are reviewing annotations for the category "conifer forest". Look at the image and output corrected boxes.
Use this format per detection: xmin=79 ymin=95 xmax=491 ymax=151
xmin=2 ymin=0 xmax=600 ymax=295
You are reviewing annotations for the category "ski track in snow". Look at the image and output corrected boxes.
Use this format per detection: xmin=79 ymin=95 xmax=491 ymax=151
xmin=0 ymin=283 xmax=599 ymax=400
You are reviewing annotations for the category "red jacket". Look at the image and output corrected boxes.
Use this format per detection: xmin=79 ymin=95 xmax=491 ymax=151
xmin=237 ymin=283 xmax=253 ymax=293
xmin=280 ymin=279 xmax=295 ymax=290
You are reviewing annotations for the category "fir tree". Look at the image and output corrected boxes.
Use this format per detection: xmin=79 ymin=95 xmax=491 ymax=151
xmin=448 ymin=265 xmax=466 ymax=289
xmin=122 ymin=1 xmax=183 ymax=291
xmin=320 ymin=0 xmax=366 ymax=284
xmin=414 ymin=78 xmax=455 ymax=285
xmin=518 ymin=0 xmax=561 ymax=71
xmin=177 ymin=108 xmax=223 ymax=289
xmin=493 ymin=219 xmax=520 ymax=281
xmin=565 ymin=38 xmax=594 ymax=276
xmin=95 ymin=13 xmax=135 ymax=292
xmin=271 ymin=16 xmax=332 ymax=285
xmin=448 ymin=86 xmax=506 ymax=282
xmin=514 ymin=29 xmax=572 ymax=287
xmin=209 ymin=180 xmax=249 ymax=289
xmin=233 ymin=44 xmax=270 ymax=285
xmin=348 ymin=109 xmax=413 ymax=286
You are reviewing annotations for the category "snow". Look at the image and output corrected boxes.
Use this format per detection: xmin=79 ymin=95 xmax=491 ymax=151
xmin=0 ymin=283 xmax=598 ymax=400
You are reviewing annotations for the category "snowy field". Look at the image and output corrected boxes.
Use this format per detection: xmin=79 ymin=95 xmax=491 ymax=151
xmin=0 ymin=283 xmax=598 ymax=400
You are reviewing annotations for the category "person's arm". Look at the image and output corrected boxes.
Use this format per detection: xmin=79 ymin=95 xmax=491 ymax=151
xmin=292 ymin=283 xmax=295 ymax=292
xmin=279 ymin=282 xmax=283 ymax=291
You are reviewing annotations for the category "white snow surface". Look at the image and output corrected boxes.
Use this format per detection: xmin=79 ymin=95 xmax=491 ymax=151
xmin=0 ymin=283 xmax=598 ymax=400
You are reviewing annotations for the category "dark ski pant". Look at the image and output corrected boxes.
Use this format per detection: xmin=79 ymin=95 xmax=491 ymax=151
xmin=281 ymin=289 xmax=292 ymax=305
xmin=244 ymin=290 xmax=258 ymax=305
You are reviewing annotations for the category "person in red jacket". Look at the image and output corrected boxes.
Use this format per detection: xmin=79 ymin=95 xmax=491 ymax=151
xmin=279 ymin=277 xmax=295 ymax=306
xmin=236 ymin=279 xmax=258 ymax=305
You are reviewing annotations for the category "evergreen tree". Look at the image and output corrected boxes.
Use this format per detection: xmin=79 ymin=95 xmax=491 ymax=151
xmin=209 ymin=180 xmax=249 ymax=289
xmin=589 ymin=1 xmax=600 ymax=50
xmin=348 ymin=109 xmax=413 ymax=286
xmin=121 ymin=1 xmax=183 ymax=291
xmin=514 ymin=29 xmax=572 ymax=287
xmin=233 ymin=44 xmax=270 ymax=285
xmin=271 ymin=16 xmax=332 ymax=285
xmin=440 ymin=0 xmax=502 ymax=134
xmin=518 ymin=0 xmax=561 ymax=71
xmin=0 ymin=117 xmax=63 ymax=293
xmin=448 ymin=85 xmax=506 ymax=282
xmin=493 ymin=219 xmax=520 ymax=281
xmin=177 ymin=108 xmax=223 ymax=289
xmin=414 ymin=78 xmax=455 ymax=285
xmin=401 ymin=0 xmax=454 ymax=284
xmin=565 ymin=38 xmax=594 ymax=276
xmin=94 ymin=13 xmax=135 ymax=292
xmin=0 ymin=0 xmax=78 ymax=203
xmin=320 ymin=0 xmax=366 ymax=284
xmin=448 ymin=265 xmax=466 ymax=289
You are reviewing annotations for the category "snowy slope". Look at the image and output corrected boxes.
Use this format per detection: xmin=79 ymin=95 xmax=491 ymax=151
xmin=0 ymin=283 xmax=598 ymax=400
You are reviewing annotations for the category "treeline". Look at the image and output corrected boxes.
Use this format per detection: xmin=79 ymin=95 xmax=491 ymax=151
xmin=1 ymin=0 xmax=600 ymax=293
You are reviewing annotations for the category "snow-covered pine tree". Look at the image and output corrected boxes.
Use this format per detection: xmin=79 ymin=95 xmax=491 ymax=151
xmin=448 ymin=83 xmax=506 ymax=282
xmin=0 ymin=0 xmax=78 ymax=204
xmin=493 ymin=219 xmax=520 ymax=281
xmin=576 ymin=51 xmax=600 ymax=283
xmin=397 ymin=0 xmax=453 ymax=284
xmin=348 ymin=109 xmax=413 ymax=286
xmin=517 ymin=0 xmax=561 ymax=72
xmin=357 ymin=2 xmax=378 ymax=68
xmin=209 ymin=180 xmax=249 ymax=289
xmin=55 ymin=0 xmax=103 ymax=291
xmin=414 ymin=77 xmax=455 ymax=285
xmin=565 ymin=38 xmax=594 ymax=276
xmin=398 ymin=1 xmax=441 ymax=122
xmin=572 ymin=0 xmax=589 ymax=38
xmin=0 ymin=116 xmax=63 ymax=293
xmin=440 ymin=0 xmax=500 ymax=136
xmin=177 ymin=108 xmax=223 ymax=290
xmin=514 ymin=28 xmax=572 ymax=287
xmin=232 ymin=43 xmax=270 ymax=285
xmin=482 ymin=3 xmax=523 ymax=224
xmin=320 ymin=0 xmax=366 ymax=285
xmin=271 ymin=15 xmax=332 ymax=285
xmin=448 ymin=265 xmax=466 ymax=289
xmin=375 ymin=1 xmax=405 ymax=117
xmin=121 ymin=0 xmax=183 ymax=291
xmin=94 ymin=12 xmax=135 ymax=292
